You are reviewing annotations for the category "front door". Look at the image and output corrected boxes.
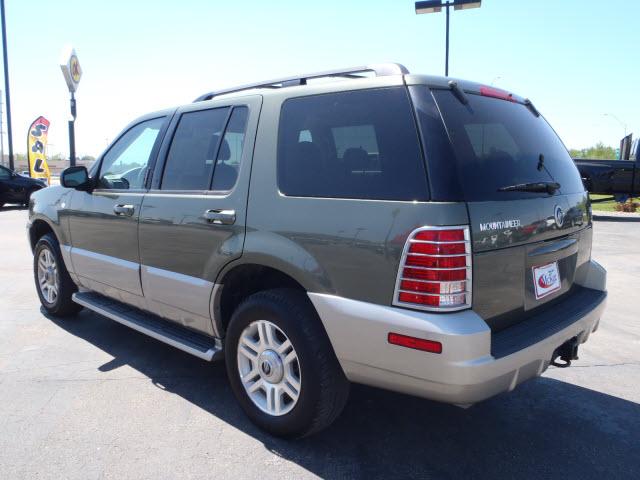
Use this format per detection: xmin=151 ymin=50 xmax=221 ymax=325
xmin=0 ymin=166 xmax=22 ymax=204
xmin=138 ymin=96 xmax=260 ymax=335
xmin=68 ymin=115 xmax=168 ymax=307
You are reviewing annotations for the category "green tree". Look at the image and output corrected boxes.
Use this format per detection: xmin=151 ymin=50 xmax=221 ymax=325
xmin=570 ymin=142 xmax=617 ymax=160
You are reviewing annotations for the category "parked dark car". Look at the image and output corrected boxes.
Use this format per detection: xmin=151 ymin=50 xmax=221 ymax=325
xmin=574 ymin=138 xmax=639 ymax=195
xmin=0 ymin=165 xmax=47 ymax=207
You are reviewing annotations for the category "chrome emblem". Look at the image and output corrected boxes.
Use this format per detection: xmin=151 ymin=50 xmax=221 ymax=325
xmin=554 ymin=205 xmax=565 ymax=228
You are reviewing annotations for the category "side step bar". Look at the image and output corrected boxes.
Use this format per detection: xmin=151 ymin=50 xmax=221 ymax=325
xmin=72 ymin=292 xmax=222 ymax=361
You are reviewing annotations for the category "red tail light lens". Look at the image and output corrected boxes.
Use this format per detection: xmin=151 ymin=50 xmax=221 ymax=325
xmin=393 ymin=226 xmax=472 ymax=312
xmin=408 ymin=242 xmax=466 ymax=255
xmin=414 ymin=229 xmax=465 ymax=242
xmin=403 ymin=267 xmax=466 ymax=281
xmin=405 ymin=255 xmax=467 ymax=269
xmin=388 ymin=332 xmax=442 ymax=354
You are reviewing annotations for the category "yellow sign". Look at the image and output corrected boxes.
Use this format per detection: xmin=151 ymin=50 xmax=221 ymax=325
xmin=70 ymin=55 xmax=82 ymax=83
xmin=60 ymin=46 xmax=82 ymax=93
xmin=27 ymin=116 xmax=51 ymax=185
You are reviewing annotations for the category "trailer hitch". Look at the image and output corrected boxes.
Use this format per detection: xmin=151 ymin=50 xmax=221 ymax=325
xmin=551 ymin=337 xmax=579 ymax=368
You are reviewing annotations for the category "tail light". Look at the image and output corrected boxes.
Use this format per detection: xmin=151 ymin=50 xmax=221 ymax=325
xmin=393 ymin=226 xmax=472 ymax=312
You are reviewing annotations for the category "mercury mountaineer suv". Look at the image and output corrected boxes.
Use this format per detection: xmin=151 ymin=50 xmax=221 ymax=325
xmin=28 ymin=63 xmax=607 ymax=438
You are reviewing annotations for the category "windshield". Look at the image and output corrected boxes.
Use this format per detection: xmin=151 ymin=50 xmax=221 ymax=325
xmin=430 ymin=90 xmax=585 ymax=201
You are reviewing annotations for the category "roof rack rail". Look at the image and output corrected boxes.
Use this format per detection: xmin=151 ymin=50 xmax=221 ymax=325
xmin=193 ymin=63 xmax=409 ymax=102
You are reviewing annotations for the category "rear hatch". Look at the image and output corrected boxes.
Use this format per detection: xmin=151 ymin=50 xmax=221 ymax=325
xmin=410 ymin=83 xmax=592 ymax=332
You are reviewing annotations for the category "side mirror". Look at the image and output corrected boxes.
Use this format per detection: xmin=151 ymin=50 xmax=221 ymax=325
xmin=61 ymin=166 xmax=91 ymax=190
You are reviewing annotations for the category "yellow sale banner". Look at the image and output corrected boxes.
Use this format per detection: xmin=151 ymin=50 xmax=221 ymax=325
xmin=27 ymin=116 xmax=51 ymax=185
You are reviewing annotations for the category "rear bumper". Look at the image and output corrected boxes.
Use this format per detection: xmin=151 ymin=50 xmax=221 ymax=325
xmin=308 ymin=259 xmax=607 ymax=405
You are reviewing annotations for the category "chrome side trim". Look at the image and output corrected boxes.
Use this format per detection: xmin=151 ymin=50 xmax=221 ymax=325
xmin=70 ymin=247 xmax=142 ymax=296
xmin=141 ymin=265 xmax=216 ymax=335
xmin=141 ymin=265 xmax=213 ymax=316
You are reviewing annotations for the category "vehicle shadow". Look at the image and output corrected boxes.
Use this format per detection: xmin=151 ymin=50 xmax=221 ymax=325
xmin=48 ymin=308 xmax=640 ymax=480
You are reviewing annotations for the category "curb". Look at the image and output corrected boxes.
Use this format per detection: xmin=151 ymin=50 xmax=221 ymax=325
xmin=593 ymin=211 xmax=640 ymax=222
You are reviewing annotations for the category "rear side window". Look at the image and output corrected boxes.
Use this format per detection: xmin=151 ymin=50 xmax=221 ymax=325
xmin=161 ymin=108 xmax=229 ymax=190
xmin=277 ymin=87 xmax=429 ymax=201
xmin=212 ymin=107 xmax=248 ymax=191
xmin=430 ymin=90 xmax=585 ymax=201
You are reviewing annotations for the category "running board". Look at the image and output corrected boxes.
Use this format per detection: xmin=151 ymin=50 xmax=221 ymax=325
xmin=72 ymin=292 xmax=222 ymax=361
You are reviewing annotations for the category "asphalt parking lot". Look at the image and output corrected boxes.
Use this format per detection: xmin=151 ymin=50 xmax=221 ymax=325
xmin=1 ymin=207 xmax=639 ymax=479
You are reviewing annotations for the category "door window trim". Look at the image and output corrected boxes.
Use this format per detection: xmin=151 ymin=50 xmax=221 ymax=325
xmin=92 ymin=114 xmax=171 ymax=193
xmin=157 ymin=106 xmax=232 ymax=194
xmin=149 ymin=102 xmax=252 ymax=196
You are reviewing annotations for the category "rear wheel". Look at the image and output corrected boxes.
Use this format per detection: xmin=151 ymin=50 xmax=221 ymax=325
xmin=33 ymin=233 xmax=82 ymax=317
xmin=225 ymin=288 xmax=349 ymax=438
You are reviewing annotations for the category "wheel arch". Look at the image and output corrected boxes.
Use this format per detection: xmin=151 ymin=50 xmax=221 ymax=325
xmin=29 ymin=218 xmax=56 ymax=252
xmin=213 ymin=259 xmax=330 ymax=337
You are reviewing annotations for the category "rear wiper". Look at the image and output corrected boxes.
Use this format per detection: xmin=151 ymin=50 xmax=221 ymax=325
xmin=497 ymin=182 xmax=560 ymax=194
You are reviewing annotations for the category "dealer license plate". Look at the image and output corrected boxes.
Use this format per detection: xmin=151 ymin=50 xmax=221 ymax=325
xmin=532 ymin=262 xmax=561 ymax=299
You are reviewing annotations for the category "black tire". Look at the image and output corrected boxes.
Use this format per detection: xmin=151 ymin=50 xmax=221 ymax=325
xmin=33 ymin=233 xmax=82 ymax=317
xmin=225 ymin=288 xmax=349 ymax=438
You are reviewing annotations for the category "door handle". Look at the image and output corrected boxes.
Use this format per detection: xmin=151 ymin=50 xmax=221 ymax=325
xmin=113 ymin=204 xmax=135 ymax=216
xmin=204 ymin=209 xmax=236 ymax=225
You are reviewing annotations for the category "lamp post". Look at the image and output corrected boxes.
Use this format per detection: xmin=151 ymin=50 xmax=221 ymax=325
xmin=603 ymin=113 xmax=627 ymax=138
xmin=0 ymin=0 xmax=14 ymax=170
xmin=60 ymin=47 xmax=82 ymax=167
xmin=415 ymin=0 xmax=481 ymax=76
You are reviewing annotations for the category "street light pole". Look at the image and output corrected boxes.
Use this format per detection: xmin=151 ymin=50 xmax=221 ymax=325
xmin=445 ymin=4 xmax=450 ymax=76
xmin=69 ymin=92 xmax=76 ymax=167
xmin=415 ymin=0 xmax=481 ymax=77
xmin=60 ymin=47 xmax=82 ymax=168
xmin=603 ymin=113 xmax=627 ymax=138
xmin=0 ymin=0 xmax=13 ymax=170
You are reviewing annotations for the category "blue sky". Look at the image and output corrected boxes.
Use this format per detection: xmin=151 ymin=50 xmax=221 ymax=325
xmin=1 ymin=0 xmax=638 ymax=157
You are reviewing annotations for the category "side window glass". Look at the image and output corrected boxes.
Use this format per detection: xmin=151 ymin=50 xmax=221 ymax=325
xmin=0 ymin=166 xmax=10 ymax=180
xmin=277 ymin=88 xmax=429 ymax=200
xmin=98 ymin=117 xmax=164 ymax=190
xmin=161 ymin=108 xmax=229 ymax=190
xmin=212 ymin=107 xmax=248 ymax=191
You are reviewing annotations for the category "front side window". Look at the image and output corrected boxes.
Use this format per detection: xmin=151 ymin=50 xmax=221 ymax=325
xmin=98 ymin=117 xmax=165 ymax=190
xmin=0 ymin=166 xmax=11 ymax=180
xmin=161 ymin=108 xmax=229 ymax=191
xmin=277 ymin=87 xmax=429 ymax=201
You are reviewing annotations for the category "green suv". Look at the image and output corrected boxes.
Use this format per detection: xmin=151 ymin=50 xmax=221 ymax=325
xmin=28 ymin=63 xmax=607 ymax=437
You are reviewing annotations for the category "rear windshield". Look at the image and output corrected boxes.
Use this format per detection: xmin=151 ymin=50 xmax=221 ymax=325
xmin=430 ymin=89 xmax=585 ymax=201
xmin=277 ymin=87 xmax=429 ymax=201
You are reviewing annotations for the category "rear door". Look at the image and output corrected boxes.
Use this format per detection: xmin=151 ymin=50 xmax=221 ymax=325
xmin=413 ymin=86 xmax=591 ymax=332
xmin=68 ymin=116 xmax=168 ymax=306
xmin=138 ymin=96 xmax=260 ymax=335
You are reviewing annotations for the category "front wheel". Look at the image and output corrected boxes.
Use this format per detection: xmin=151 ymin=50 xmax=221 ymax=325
xmin=225 ymin=288 xmax=349 ymax=438
xmin=33 ymin=233 xmax=82 ymax=317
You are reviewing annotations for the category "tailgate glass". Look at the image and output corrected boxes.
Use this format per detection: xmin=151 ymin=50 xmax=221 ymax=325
xmin=431 ymin=90 xmax=585 ymax=202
